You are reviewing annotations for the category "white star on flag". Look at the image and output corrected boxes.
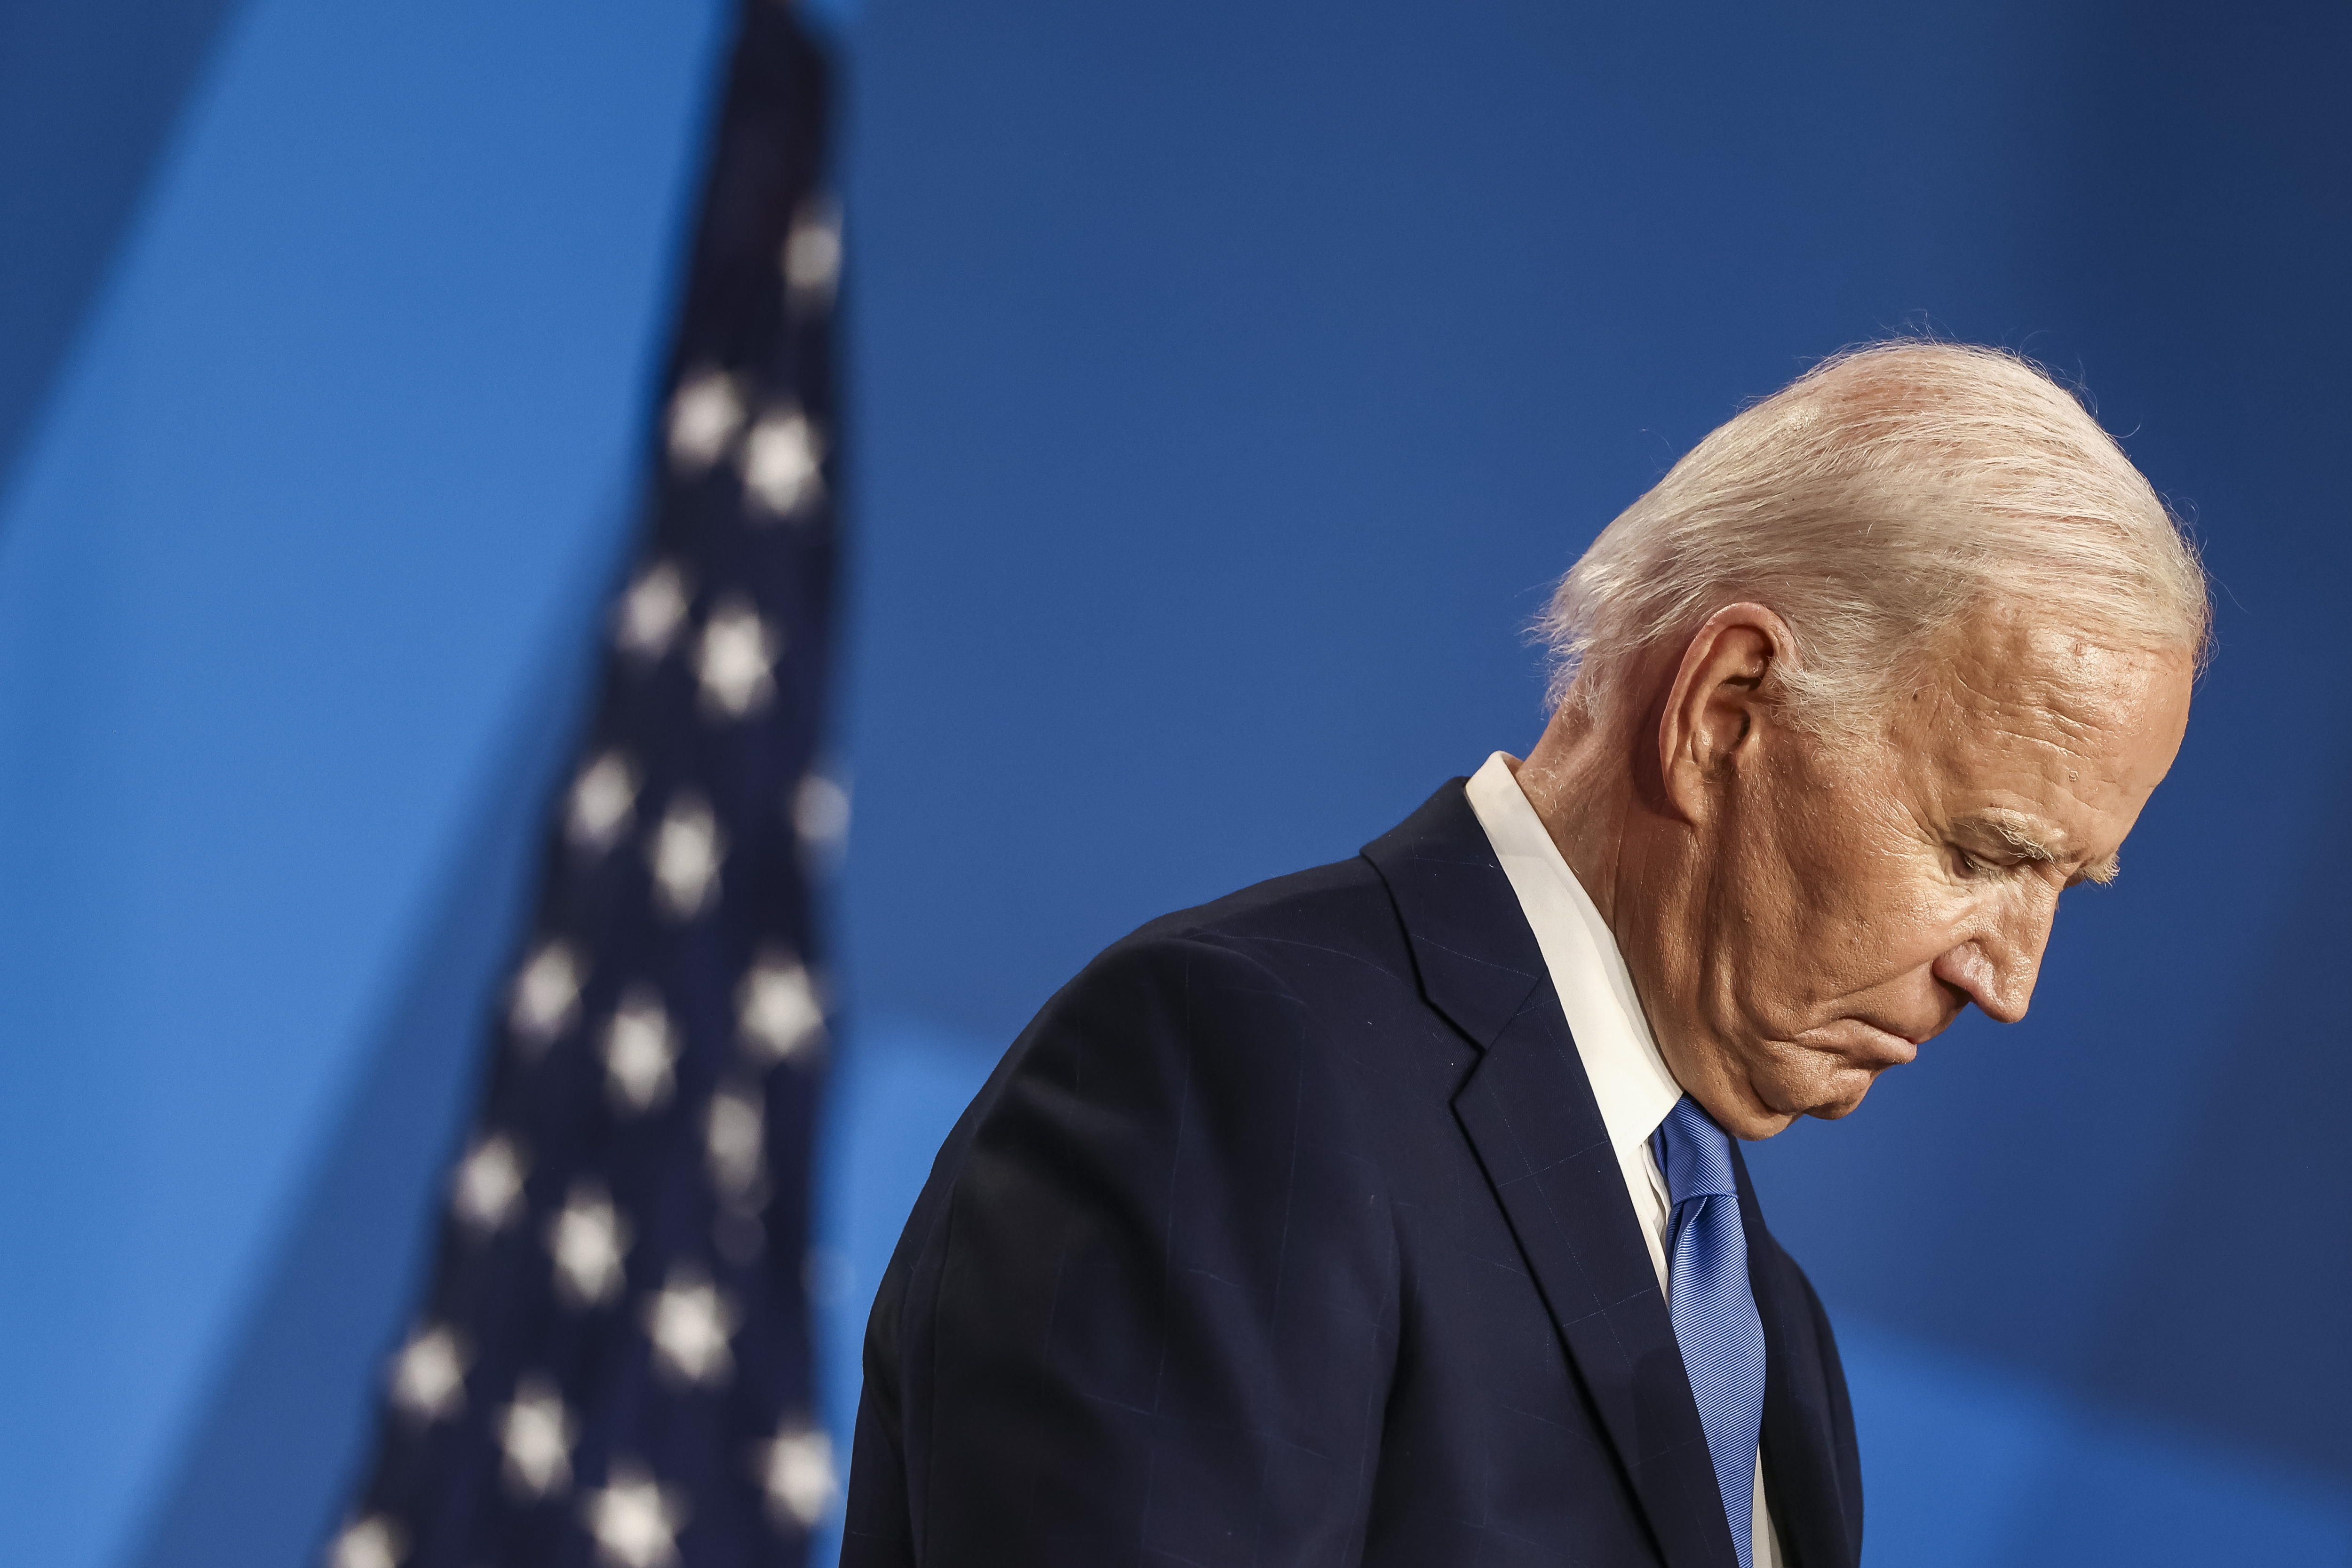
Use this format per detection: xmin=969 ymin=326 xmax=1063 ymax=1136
xmin=509 ymin=940 xmax=584 ymax=1050
xmin=328 ymin=1514 xmax=405 ymax=1568
xmin=667 ymin=365 xmax=745 ymax=473
xmin=615 ymin=560 xmax=692 ymax=661
xmin=582 ymin=1462 xmax=688 ymax=1568
xmin=791 ymin=769 xmax=851 ymax=863
xmin=705 ymin=1083 xmax=765 ymax=1198
xmin=547 ymin=1181 xmax=632 ymax=1307
xmin=498 ymin=1374 xmax=577 ymax=1499
xmin=755 ymin=1419 xmax=838 ymax=1529
xmin=738 ymin=950 xmax=824 ymax=1065
xmin=649 ymin=793 xmax=726 ymax=920
xmin=782 ymin=195 xmax=841 ymax=309
xmin=644 ymin=1267 xmax=739 ymax=1386
xmin=695 ymin=598 xmax=780 ymax=718
xmin=739 ymin=405 xmax=825 ymax=519
xmin=451 ymin=1132 xmax=529 ymax=1236
xmin=567 ymin=751 xmax=641 ymax=854
xmin=603 ymin=988 xmax=679 ymax=1115
xmin=389 ymin=1324 xmax=468 ymax=1424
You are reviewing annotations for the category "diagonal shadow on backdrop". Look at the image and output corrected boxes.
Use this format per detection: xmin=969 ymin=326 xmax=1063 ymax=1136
xmin=0 ymin=0 xmax=250 ymax=509
xmin=117 ymin=499 xmax=630 ymax=1568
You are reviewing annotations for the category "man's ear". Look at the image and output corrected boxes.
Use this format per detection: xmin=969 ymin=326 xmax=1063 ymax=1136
xmin=1656 ymin=602 xmax=1794 ymax=824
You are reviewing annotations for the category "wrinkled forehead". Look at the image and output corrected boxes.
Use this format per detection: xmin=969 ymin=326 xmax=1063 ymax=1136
xmin=1899 ymin=607 xmax=2193 ymax=809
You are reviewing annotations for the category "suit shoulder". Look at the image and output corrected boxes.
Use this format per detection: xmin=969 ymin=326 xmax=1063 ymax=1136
xmin=995 ymin=853 xmax=1419 ymax=1124
xmin=1108 ymin=853 xmax=1411 ymax=998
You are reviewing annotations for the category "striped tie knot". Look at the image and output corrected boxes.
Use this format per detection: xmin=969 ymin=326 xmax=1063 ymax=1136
xmin=1654 ymin=1093 xmax=1739 ymax=1203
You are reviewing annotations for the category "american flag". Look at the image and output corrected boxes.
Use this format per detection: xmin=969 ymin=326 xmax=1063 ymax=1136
xmin=330 ymin=4 xmax=842 ymax=1564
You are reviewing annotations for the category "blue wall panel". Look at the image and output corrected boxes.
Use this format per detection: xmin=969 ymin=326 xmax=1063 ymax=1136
xmin=0 ymin=0 xmax=249 ymax=497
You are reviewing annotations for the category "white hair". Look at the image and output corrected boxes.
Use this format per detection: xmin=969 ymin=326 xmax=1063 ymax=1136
xmin=1540 ymin=341 xmax=2210 ymax=732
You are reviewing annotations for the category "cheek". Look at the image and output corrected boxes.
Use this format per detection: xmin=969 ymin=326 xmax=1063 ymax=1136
xmin=1699 ymin=822 xmax=1858 ymax=1023
xmin=1812 ymin=877 xmax=1962 ymax=994
xmin=1728 ymin=806 xmax=1952 ymax=1001
xmin=1760 ymin=806 xmax=1880 ymax=930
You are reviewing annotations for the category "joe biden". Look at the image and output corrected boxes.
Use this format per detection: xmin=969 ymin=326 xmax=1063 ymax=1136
xmin=840 ymin=342 xmax=2208 ymax=1568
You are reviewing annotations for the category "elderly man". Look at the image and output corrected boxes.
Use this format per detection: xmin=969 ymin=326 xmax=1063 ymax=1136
xmin=841 ymin=344 xmax=2206 ymax=1568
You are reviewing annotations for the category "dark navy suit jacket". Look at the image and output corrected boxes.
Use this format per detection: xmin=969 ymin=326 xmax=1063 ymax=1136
xmin=842 ymin=781 xmax=1862 ymax=1567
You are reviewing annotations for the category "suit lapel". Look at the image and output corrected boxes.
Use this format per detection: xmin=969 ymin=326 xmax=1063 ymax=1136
xmin=1364 ymin=783 xmax=1740 ymax=1568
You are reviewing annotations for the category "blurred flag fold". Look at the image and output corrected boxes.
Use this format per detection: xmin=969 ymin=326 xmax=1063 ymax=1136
xmin=333 ymin=3 xmax=842 ymax=1562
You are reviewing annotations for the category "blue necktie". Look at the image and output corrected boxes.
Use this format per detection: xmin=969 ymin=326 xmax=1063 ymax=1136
xmin=1651 ymin=1095 xmax=1768 ymax=1568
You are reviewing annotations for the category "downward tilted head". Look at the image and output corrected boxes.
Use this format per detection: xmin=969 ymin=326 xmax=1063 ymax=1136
xmin=1520 ymin=343 xmax=2209 ymax=1138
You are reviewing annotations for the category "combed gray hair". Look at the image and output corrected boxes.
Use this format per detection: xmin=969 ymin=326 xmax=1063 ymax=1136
xmin=1540 ymin=341 xmax=2211 ymax=732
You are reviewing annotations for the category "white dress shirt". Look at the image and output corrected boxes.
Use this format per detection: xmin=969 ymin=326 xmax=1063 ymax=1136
xmin=1465 ymin=752 xmax=1783 ymax=1568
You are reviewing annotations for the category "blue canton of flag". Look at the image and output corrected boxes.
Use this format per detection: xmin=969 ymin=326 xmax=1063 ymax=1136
xmin=331 ymin=5 xmax=843 ymax=1564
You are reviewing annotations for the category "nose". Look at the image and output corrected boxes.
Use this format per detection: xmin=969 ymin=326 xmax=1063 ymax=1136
xmin=1932 ymin=886 xmax=2060 ymax=1025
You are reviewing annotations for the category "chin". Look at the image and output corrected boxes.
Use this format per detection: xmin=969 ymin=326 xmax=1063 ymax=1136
xmin=1748 ymin=1048 xmax=1884 ymax=1126
xmin=1796 ymin=1067 xmax=1887 ymax=1122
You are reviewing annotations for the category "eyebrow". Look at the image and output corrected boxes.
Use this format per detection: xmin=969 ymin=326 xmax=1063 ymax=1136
xmin=1976 ymin=818 xmax=2120 ymax=886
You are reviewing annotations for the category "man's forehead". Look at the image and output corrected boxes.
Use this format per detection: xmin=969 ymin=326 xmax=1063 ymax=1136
xmin=1931 ymin=609 xmax=2185 ymax=715
xmin=1896 ymin=609 xmax=2193 ymax=841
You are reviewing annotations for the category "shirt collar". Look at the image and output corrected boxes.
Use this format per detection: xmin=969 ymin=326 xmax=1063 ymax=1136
xmin=1463 ymin=752 xmax=1685 ymax=1157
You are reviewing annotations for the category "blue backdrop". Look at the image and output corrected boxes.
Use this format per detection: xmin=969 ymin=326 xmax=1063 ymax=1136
xmin=1 ymin=2 xmax=2345 ymax=1565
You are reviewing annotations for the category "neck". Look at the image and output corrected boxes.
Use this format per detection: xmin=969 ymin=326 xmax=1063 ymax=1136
xmin=1512 ymin=697 xmax=1648 ymax=935
xmin=1516 ymin=689 xmax=1722 ymax=1115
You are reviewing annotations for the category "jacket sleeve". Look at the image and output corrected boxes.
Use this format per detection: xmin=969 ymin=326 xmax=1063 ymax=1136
xmin=855 ymin=932 xmax=1399 ymax=1568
